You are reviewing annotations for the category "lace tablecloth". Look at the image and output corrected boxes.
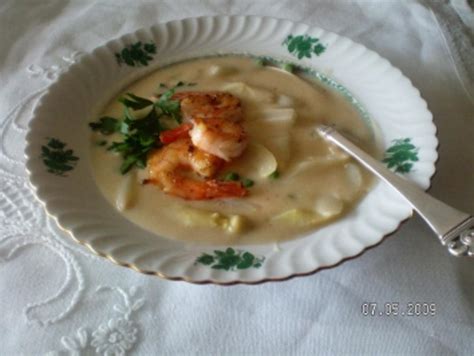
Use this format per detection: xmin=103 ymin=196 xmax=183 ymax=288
xmin=1 ymin=1 xmax=473 ymax=354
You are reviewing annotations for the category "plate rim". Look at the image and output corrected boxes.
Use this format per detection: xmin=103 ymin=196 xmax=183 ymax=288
xmin=24 ymin=14 xmax=439 ymax=285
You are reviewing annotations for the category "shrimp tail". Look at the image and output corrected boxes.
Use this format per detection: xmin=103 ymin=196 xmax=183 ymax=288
xmin=174 ymin=178 xmax=247 ymax=200
xmin=163 ymin=176 xmax=247 ymax=200
xmin=203 ymin=180 xmax=248 ymax=200
xmin=160 ymin=123 xmax=193 ymax=144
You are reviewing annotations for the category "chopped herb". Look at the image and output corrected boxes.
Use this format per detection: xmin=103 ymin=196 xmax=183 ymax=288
xmin=221 ymin=173 xmax=254 ymax=187
xmin=242 ymin=178 xmax=254 ymax=188
xmin=97 ymin=140 xmax=107 ymax=146
xmin=175 ymin=81 xmax=197 ymax=87
xmin=118 ymin=93 xmax=154 ymax=110
xmin=90 ymin=84 xmax=186 ymax=174
xmin=108 ymin=106 xmax=163 ymax=174
xmin=255 ymin=57 xmax=266 ymax=67
xmin=268 ymin=170 xmax=280 ymax=179
xmin=282 ymin=63 xmax=294 ymax=73
xmin=223 ymin=172 xmax=240 ymax=181
xmin=158 ymin=81 xmax=196 ymax=91
xmin=89 ymin=117 xmax=121 ymax=135
xmin=156 ymin=88 xmax=182 ymax=123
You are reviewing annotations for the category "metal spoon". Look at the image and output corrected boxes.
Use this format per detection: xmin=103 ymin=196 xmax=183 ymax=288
xmin=316 ymin=125 xmax=474 ymax=257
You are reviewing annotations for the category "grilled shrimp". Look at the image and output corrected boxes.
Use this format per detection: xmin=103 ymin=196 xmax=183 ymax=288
xmin=170 ymin=91 xmax=248 ymax=161
xmin=173 ymin=91 xmax=242 ymax=122
xmin=146 ymin=138 xmax=246 ymax=200
xmin=147 ymin=91 xmax=248 ymax=200
xmin=189 ymin=117 xmax=247 ymax=161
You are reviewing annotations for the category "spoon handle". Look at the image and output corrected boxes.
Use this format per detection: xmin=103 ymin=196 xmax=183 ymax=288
xmin=317 ymin=125 xmax=474 ymax=257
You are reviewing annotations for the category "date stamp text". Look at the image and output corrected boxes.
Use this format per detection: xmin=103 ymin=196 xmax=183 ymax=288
xmin=361 ymin=302 xmax=436 ymax=317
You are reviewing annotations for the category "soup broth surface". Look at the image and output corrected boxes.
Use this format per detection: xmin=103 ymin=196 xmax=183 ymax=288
xmin=90 ymin=56 xmax=379 ymax=244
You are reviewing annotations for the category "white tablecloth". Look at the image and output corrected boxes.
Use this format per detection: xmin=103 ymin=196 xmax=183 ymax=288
xmin=1 ymin=1 xmax=473 ymax=354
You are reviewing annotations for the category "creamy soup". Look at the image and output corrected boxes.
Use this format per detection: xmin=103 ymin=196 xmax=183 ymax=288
xmin=90 ymin=56 xmax=379 ymax=244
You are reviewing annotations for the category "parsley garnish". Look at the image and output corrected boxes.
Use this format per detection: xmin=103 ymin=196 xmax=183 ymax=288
xmin=118 ymin=93 xmax=154 ymax=110
xmin=221 ymin=172 xmax=255 ymax=188
xmin=158 ymin=81 xmax=197 ymax=90
xmin=155 ymin=89 xmax=182 ymax=123
xmin=242 ymin=178 xmax=254 ymax=188
xmin=255 ymin=57 xmax=266 ymax=67
xmin=176 ymin=81 xmax=197 ymax=87
xmin=89 ymin=117 xmax=121 ymax=135
xmin=89 ymin=84 xmax=185 ymax=174
xmin=222 ymin=172 xmax=240 ymax=181
xmin=282 ymin=63 xmax=294 ymax=73
xmin=268 ymin=170 xmax=280 ymax=180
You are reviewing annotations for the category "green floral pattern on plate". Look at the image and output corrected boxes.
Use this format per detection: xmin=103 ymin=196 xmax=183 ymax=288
xmin=283 ymin=34 xmax=326 ymax=59
xmin=41 ymin=138 xmax=79 ymax=176
xmin=196 ymin=248 xmax=265 ymax=270
xmin=383 ymin=138 xmax=419 ymax=173
xmin=115 ymin=42 xmax=156 ymax=67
